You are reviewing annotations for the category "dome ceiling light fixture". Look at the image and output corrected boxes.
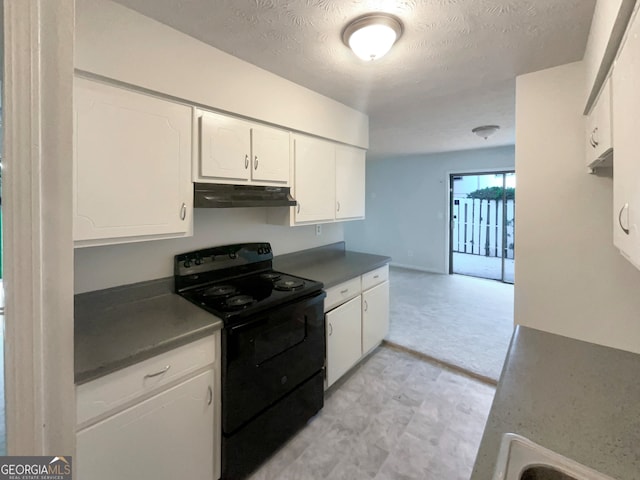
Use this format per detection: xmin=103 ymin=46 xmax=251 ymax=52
xmin=342 ymin=13 xmax=404 ymax=61
xmin=472 ymin=125 xmax=501 ymax=140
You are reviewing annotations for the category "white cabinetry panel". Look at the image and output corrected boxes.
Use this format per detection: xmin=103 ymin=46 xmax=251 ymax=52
xmin=325 ymin=296 xmax=362 ymax=387
xmin=612 ymin=10 xmax=640 ymax=269
xmin=74 ymin=78 xmax=193 ymax=246
xmin=335 ymin=145 xmax=366 ymax=220
xmin=76 ymin=370 xmax=215 ymax=480
xmin=293 ymin=135 xmax=336 ymax=224
xmin=197 ymin=110 xmax=290 ymax=186
xmin=362 ymin=281 xmax=390 ymax=354
xmin=251 ymin=125 xmax=290 ymax=183
xmin=199 ymin=111 xmax=251 ymax=182
xmin=585 ymin=78 xmax=613 ymax=170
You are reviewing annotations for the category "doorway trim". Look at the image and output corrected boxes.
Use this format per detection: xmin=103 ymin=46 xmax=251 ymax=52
xmin=3 ymin=0 xmax=75 ymax=454
xmin=444 ymin=168 xmax=515 ymax=278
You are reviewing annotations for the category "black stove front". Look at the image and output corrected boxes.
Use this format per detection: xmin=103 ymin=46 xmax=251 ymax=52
xmin=175 ymin=243 xmax=326 ymax=479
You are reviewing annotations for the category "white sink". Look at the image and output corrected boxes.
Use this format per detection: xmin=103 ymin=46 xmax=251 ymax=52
xmin=492 ymin=434 xmax=617 ymax=480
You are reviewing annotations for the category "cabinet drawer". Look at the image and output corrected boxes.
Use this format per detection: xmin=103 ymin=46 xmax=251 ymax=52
xmin=362 ymin=265 xmax=389 ymax=291
xmin=324 ymin=277 xmax=361 ymax=312
xmin=77 ymin=334 xmax=217 ymax=426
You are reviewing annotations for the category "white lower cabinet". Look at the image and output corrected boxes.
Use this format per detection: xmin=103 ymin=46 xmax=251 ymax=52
xmin=325 ymin=296 xmax=362 ymax=388
xmin=362 ymin=281 xmax=390 ymax=355
xmin=76 ymin=370 xmax=216 ymax=480
xmin=324 ymin=265 xmax=390 ymax=388
xmin=76 ymin=333 xmax=221 ymax=480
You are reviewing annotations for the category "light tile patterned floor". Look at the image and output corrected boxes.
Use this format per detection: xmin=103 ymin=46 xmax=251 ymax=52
xmin=387 ymin=267 xmax=514 ymax=382
xmin=248 ymin=345 xmax=495 ymax=480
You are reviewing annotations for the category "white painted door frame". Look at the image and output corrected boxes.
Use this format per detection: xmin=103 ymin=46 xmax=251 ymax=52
xmin=3 ymin=0 xmax=75 ymax=454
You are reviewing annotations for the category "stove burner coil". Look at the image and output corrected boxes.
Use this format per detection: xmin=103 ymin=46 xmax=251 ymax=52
xmin=203 ymin=285 xmax=238 ymax=297
xmin=225 ymin=295 xmax=255 ymax=309
xmin=274 ymin=279 xmax=305 ymax=291
xmin=260 ymin=272 xmax=282 ymax=281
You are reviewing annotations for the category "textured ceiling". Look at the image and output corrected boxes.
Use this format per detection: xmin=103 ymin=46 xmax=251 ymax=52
xmin=114 ymin=0 xmax=596 ymax=159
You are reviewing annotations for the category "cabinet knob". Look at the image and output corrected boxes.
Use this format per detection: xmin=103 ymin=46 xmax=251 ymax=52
xmin=254 ymin=156 xmax=258 ymax=170
xmin=245 ymin=154 xmax=249 ymax=169
xmin=180 ymin=203 xmax=187 ymax=221
xmin=618 ymin=203 xmax=630 ymax=235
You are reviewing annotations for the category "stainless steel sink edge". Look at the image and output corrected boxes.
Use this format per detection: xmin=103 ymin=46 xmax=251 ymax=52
xmin=492 ymin=433 xmax=618 ymax=480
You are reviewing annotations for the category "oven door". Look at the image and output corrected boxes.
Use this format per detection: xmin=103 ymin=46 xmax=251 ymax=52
xmin=222 ymin=291 xmax=325 ymax=435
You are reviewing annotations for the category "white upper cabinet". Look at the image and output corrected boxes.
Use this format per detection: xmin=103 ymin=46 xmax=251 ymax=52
xmin=251 ymin=125 xmax=290 ymax=183
xmin=585 ymin=78 xmax=613 ymax=171
xmin=267 ymin=134 xmax=366 ymax=226
xmin=612 ymin=8 xmax=640 ymax=269
xmin=199 ymin=112 xmax=251 ymax=182
xmin=73 ymin=78 xmax=193 ymax=247
xmin=293 ymin=135 xmax=336 ymax=224
xmin=335 ymin=145 xmax=366 ymax=220
xmin=197 ymin=110 xmax=289 ymax=186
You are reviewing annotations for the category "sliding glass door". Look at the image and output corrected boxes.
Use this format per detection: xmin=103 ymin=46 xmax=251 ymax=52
xmin=449 ymin=171 xmax=515 ymax=284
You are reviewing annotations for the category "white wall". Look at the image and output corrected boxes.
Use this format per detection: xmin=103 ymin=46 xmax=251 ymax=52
xmin=344 ymin=146 xmax=515 ymax=273
xmin=515 ymin=61 xmax=640 ymax=354
xmin=75 ymin=0 xmax=368 ymax=148
xmin=74 ymin=209 xmax=343 ymax=293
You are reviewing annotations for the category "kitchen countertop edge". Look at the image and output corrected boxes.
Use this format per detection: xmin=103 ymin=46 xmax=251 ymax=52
xmin=75 ymin=277 xmax=223 ymax=385
xmin=471 ymin=325 xmax=640 ymax=480
xmin=273 ymin=241 xmax=391 ymax=288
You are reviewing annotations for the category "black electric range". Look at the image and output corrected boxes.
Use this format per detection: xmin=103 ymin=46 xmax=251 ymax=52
xmin=174 ymin=243 xmax=326 ymax=479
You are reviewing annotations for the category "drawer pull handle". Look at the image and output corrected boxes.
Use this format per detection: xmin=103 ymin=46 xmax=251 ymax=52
xmin=619 ymin=203 xmax=630 ymax=235
xmin=329 ymin=323 xmax=333 ymax=336
xmin=364 ymin=300 xmax=368 ymax=312
xmin=373 ymin=275 xmax=379 ymax=279
xmin=254 ymin=155 xmax=259 ymax=170
xmin=180 ymin=203 xmax=187 ymax=221
xmin=144 ymin=365 xmax=171 ymax=379
xmin=207 ymin=386 xmax=213 ymax=406
xmin=297 ymin=203 xmax=301 ymax=214
xmin=340 ymin=289 xmax=349 ymax=294
xmin=245 ymin=154 xmax=249 ymax=169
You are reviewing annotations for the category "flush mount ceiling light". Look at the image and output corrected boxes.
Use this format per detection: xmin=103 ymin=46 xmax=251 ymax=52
xmin=472 ymin=125 xmax=500 ymax=140
xmin=342 ymin=13 xmax=404 ymax=61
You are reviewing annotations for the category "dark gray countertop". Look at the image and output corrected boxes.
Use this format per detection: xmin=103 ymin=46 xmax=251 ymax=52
xmin=75 ymin=278 xmax=222 ymax=384
xmin=273 ymin=242 xmax=391 ymax=288
xmin=472 ymin=326 xmax=640 ymax=480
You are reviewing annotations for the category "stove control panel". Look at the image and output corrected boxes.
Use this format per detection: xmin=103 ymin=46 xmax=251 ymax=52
xmin=174 ymin=243 xmax=273 ymax=290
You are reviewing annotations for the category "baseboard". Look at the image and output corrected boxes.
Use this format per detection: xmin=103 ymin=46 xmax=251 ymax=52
xmin=389 ymin=262 xmax=446 ymax=275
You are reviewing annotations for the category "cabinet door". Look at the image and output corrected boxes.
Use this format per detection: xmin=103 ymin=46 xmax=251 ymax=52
xmin=326 ymin=296 xmax=362 ymax=387
xmin=74 ymin=78 xmax=192 ymax=244
xmin=251 ymin=125 xmax=290 ymax=184
xmin=293 ymin=135 xmax=336 ymax=224
xmin=612 ymin=12 xmax=640 ymax=268
xmin=77 ymin=370 xmax=216 ymax=480
xmin=199 ymin=111 xmax=251 ymax=182
xmin=335 ymin=145 xmax=366 ymax=220
xmin=586 ymin=79 xmax=612 ymax=168
xmin=362 ymin=281 xmax=390 ymax=354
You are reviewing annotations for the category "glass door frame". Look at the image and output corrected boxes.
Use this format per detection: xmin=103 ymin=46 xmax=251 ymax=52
xmin=448 ymin=170 xmax=515 ymax=283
